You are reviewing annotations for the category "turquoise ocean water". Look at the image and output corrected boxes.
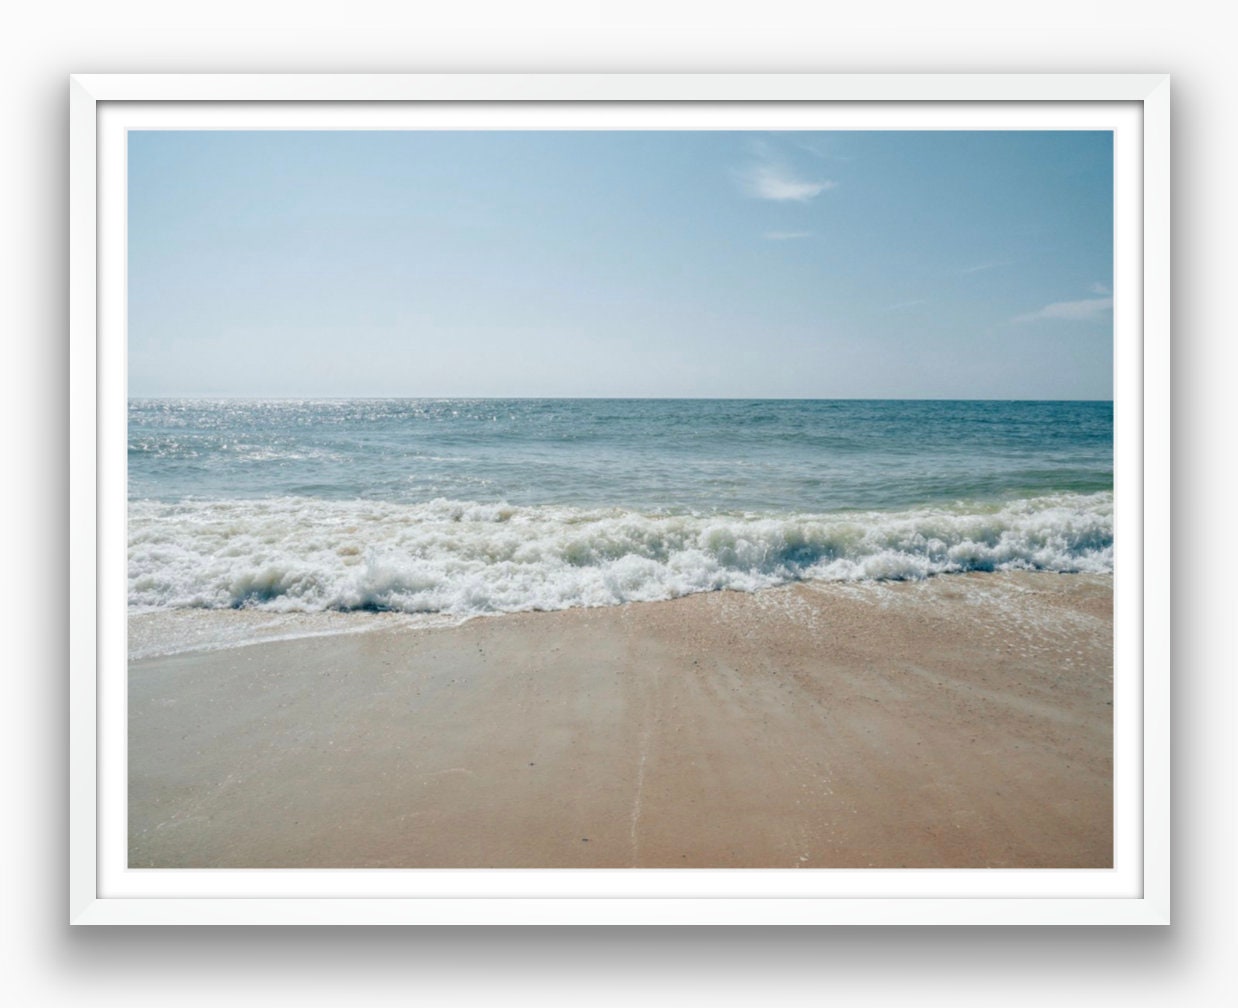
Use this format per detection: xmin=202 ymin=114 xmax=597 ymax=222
xmin=128 ymin=399 xmax=1113 ymax=616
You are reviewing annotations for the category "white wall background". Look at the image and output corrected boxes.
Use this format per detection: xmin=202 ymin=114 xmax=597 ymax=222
xmin=3 ymin=4 xmax=1232 ymax=1005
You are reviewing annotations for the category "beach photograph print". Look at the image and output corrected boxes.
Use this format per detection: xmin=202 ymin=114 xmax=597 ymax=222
xmin=127 ymin=129 xmax=1114 ymax=869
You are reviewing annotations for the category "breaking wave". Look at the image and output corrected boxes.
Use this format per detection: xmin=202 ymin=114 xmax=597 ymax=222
xmin=128 ymin=492 xmax=1113 ymax=617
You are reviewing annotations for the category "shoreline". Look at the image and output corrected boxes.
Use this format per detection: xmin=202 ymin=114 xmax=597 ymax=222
xmin=129 ymin=571 xmax=1113 ymax=869
xmin=128 ymin=568 xmax=1112 ymax=661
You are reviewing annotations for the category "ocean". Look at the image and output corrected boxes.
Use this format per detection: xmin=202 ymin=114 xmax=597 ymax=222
xmin=128 ymin=398 xmax=1113 ymax=620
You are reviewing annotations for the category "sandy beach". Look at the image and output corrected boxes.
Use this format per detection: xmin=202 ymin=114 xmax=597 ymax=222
xmin=128 ymin=571 xmax=1112 ymax=869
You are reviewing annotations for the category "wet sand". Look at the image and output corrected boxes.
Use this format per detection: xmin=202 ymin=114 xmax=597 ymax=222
xmin=128 ymin=572 xmax=1112 ymax=869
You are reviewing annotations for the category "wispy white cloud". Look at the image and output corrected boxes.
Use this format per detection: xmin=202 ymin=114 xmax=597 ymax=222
xmin=763 ymin=230 xmax=814 ymax=240
xmin=1012 ymin=297 xmax=1114 ymax=323
xmin=961 ymin=260 xmax=1012 ymax=274
xmin=881 ymin=298 xmax=928 ymax=312
xmin=1089 ymin=281 xmax=1111 ymax=295
xmin=735 ymin=162 xmax=836 ymax=202
xmin=745 ymin=165 xmax=836 ymax=201
xmin=734 ymin=138 xmax=837 ymax=204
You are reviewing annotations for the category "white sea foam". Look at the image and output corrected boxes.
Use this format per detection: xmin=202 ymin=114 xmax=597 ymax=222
xmin=127 ymin=493 xmax=1113 ymax=616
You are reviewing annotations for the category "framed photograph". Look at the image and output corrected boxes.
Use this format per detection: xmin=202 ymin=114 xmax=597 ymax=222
xmin=70 ymin=73 xmax=1170 ymax=925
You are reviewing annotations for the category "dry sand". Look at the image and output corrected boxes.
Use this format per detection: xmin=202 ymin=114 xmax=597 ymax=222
xmin=128 ymin=572 xmax=1112 ymax=869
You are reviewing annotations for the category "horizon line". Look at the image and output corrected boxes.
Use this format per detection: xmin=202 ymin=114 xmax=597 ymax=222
xmin=127 ymin=394 xmax=1116 ymax=403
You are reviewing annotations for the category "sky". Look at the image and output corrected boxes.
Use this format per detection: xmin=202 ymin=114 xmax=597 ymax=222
xmin=128 ymin=130 xmax=1113 ymax=399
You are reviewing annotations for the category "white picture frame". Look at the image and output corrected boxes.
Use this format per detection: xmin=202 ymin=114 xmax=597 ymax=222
xmin=69 ymin=72 xmax=1170 ymax=925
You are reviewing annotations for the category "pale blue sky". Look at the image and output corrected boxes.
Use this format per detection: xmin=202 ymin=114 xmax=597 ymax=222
xmin=128 ymin=130 xmax=1113 ymax=399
